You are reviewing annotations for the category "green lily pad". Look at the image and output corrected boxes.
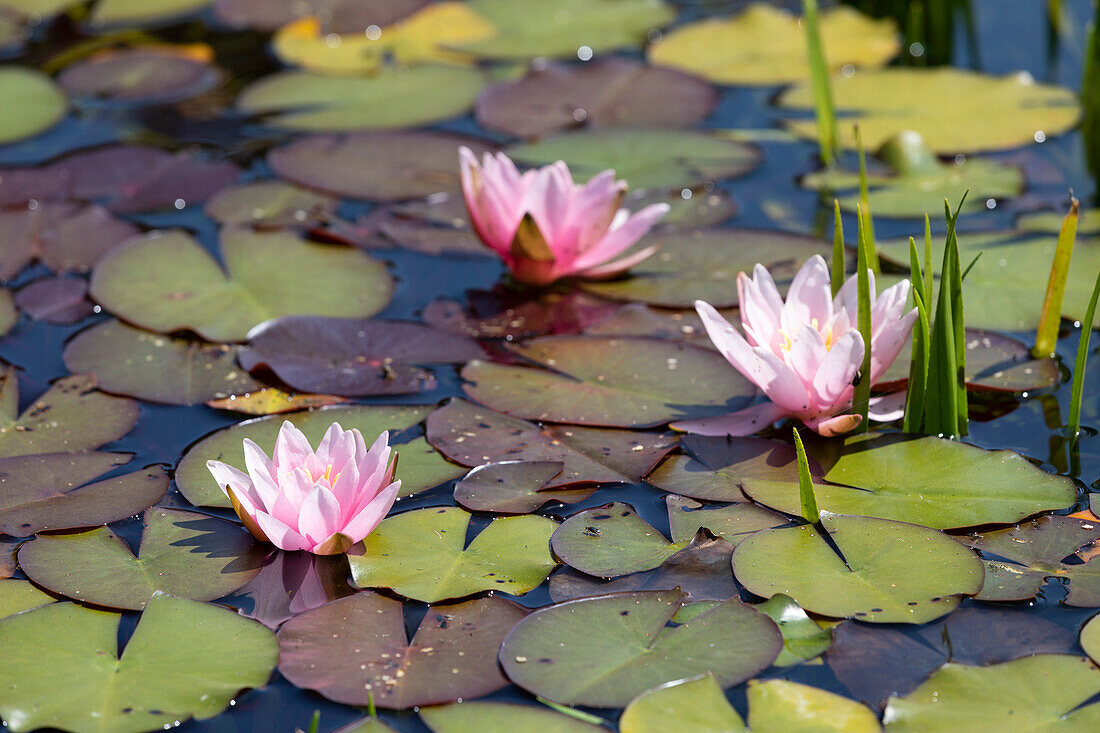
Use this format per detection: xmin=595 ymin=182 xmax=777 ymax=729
xmin=0 ymin=579 xmax=55 ymax=620
xmin=268 ymin=131 xmax=493 ymax=202
xmin=1019 ymin=207 xmax=1100 ymax=236
xmin=742 ymin=434 xmax=1076 ymax=530
xmin=19 ymin=507 xmax=265 ymax=610
xmin=348 ymin=506 xmax=557 ymax=602
xmin=0 ymin=592 xmax=277 ymax=733
xmin=419 ymin=701 xmax=606 ymax=733
xmin=462 ymin=336 xmax=754 ymax=428
xmin=278 ymin=592 xmax=527 ymax=708
xmin=337 ymin=718 xmax=401 ymax=733
xmin=0 ymin=67 xmax=65 ymax=145
xmin=883 ymin=655 xmax=1100 ymax=732
xmin=1083 ymin=614 xmax=1100 ymax=666
xmin=204 ymin=180 xmax=338 ymax=228
xmin=175 ymin=405 xmax=455 ymax=507
xmin=90 ymin=228 xmax=392 ymax=342
xmin=506 ymin=129 xmax=760 ymax=191
xmin=962 ymin=515 xmax=1100 ymax=606
xmin=0 ymin=202 xmax=139 ymax=280
xmin=780 ymin=68 xmax=1080 ymax=153
xmin=748 ymin=679 xmax=880 ymax=733
xmin=236 ymin=66 xmax=486 ymax=131
xmin=579 ymin=229 xmax=831 ymax=308
xmin=63 ymin=319 xmax=263 ymax=406
xmin=647 ymin=4 xmax=898 ymax=86
xmin=0 ymin=451 xmax=167 ymax=536
xmin=666 ymin=495 xmax=793 ymax=547
xmin=499 ymin=590 xmax=782 ymax=707
xmin=733 ymin=513 xmax=984 ymax=623
xmin=453 ymin=461 xmax=595 ymax=514
xmin=427 ymin=399 xmax=676 ymax=487
xmin=552 ymin=502 xmax=688 ymax=578
xmin=755 ymin=594 xmax=832 ymax=667
xmin=620 ymin=673 xmax=744 ymax=733
xmin=91 ymin=0 xmax=212 ymax=25
xmin=0 ymin=369 xmax=139 ymax=458
xmin=456 ymin=0 xmax=675 ymax=60
xmin=583 ymin=303 xmax=731 ymax=349
xmin=0 ymin=289 xmax=15 ymax=336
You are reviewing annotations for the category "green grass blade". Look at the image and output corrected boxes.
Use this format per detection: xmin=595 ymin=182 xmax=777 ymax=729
xmin=832 ymin=199 xmax=845 ymax=296
xmin=923 ymin=214 xmax=934 ymax=306
xmin=855 ymin=125 xmax=880 ymax=275
xmin=793 ymin=428 xmax=819 ymax=523
xmin=1034 ymin=198 xmax=1079 ymax=358
xmin=960 ymin=251 xmax=984 ymax=282
xmin=802 ymin=0 xmax=838 ymax=167
xmin=1068 ymin=270 xmax=1100 ymax=437
xmin=904 ymin=236 xmax=930 ymax=433
xmin=853 ymin=204 xmax=873 ymax=433
xmin=946 ymin=195 xmax=969 ymax=435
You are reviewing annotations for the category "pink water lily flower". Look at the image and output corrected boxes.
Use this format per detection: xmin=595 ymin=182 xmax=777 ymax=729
xmin=673 ymin=254 xmax=918 ymax=437
xmin=459 ymin=147 xmax=669 ymax=286
xmin=206 ymin=421 xmax=400 ymax=555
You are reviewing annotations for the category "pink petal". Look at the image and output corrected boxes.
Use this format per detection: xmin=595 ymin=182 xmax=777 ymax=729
xmin=206 ymin=460 xmax=262 ymax=510
xmin=786 ymin=325 xmax=828 ymax=390
xmin=313 ymin=422 xmax=344 ymax=468
xmin=869 ymin=391 xmax=907 ymax=422
xmin=672 ymin=402 xmax=789 ymax=436
xmin=338 ymin=481 xmax=400 ymax=543
xmin=738 ymin=266 xmax=785 ymax=352
xmin=298 ymin=484 xmax=343 ymax=546
xmin=570 ymin=203 xmax=668 ymax=272
xmin=780 ymin=255 xmax=832 ymax=338
xmin=273 ymin=421 xmax=314 ymax=477
xmin=575 ymin=243 xmax=658 ymax=280
xmin=752 ymin=346 xmax=812 ymax=412
xmin=869 ymin=307 xmax=919 ymax=385
xmin=253 ymin=511 xmax=311 ymax=552
xmin=812 ymin=330 xmax=864 ymax=407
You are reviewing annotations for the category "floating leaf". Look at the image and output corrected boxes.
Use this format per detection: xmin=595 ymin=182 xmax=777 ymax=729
xmin=747 ymin=679 xmax=880 ymax=733
xmin=620 ymin=673 xmax=744 ymax=733
xmin=454 ymin=461 xmax=594 ymax=514
xmin=1083 ymin=613 xmax=1100 ymax=666
xmin=883 ymin=655 xmax=1100 ymax=731
xmin=90 ymin=228 xmax=392 ymax=342
xmin=462 ymin=336 xmax=754 ymax=428
xmin=579 ymin=229 xmax=831 ymax=308
xmin=583 ymin=303 xmax=729 ymax=348
xmin=665 ymin=495 xmax=792 ymax=547
xmin=64 ymin=319 xmax=263 ymax=405
xmin=499 ymin=590 xmax=781 ymax=707
xmin=552 ymin=502 xmax=687 ymax=578
xmin=0 ymin=579 xmax=55 ymax=620
xmin=0 ymin=67 xmax=65 ymax=145
xmin=0 ymin=593 xmax=277 ymax=733
xmin=733 ymin=513 xmax=984 ymax=623
xmin=57 ymin=46 xmax=222 ymax=104
xmin=237 ymin=66 xmax=486 ymax=131
xmin=239 ymin=317 xmax=483 ymax=397
xmin=423 ymin=289 xmax=616 ymax=341
xmin=419 ymin=701 xmax=606 ymax=733
xmin=0 ymin=289 xmax=14 ymax=336
xmin=91 ymin=0 xmax=212 ymax=25
xmin=212 ymin=0 xmax=428 ymax=32
xmin=224 ymin=551 xmax=353 ymax=629
xmin=204 ymin=180 xmax=337 ymax=228
xmin=269 ymin=131 xmax=492 ymax=201
xmin=0 ymin=369 xmax=139 ymax=458
xmin=19 ymin=507 xmax=265 ymax=610
xmin=780 ymin=68 xmax=1080 ymax=153
xmin=506 ymin=129 xmax=759 ymax=191
xmin=647 ymin=4 xmax=897 ymax=86
xmin=742 ymin=434 xmax=1076 ymax=530
xmin=278 ymin=592 xmax=526 ymax=708
xmin=755 ymin=594 xmax=832 ymax=667
xmin=347 ymin=506 xmax=557 ymax=602
xmin=426 ymin=399 xmax=676 ymax=487
xmin=175 ymin=405 xmax=453 ymax=507
xmin=0 ymin=451 xmax=167 ymax=536
xmin=477 ymin=58 xmax=715 ymax=138
xmin=0 ymin=203 xmax=139 ymax=280
xmin=14 ymin=276 xmax=92 ymax=324
xmin=455 ymin=0 xmax=675 ymax=60
xmin=206 ymin=388 xmax=348 ymax=415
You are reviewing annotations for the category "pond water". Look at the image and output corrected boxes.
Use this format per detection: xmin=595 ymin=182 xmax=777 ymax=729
xmin=0 ymin=0 xmax=1098 ymax=731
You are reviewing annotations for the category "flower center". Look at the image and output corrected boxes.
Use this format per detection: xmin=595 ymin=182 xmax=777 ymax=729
xmin=778 ymin=318 xmax=836 ymax=353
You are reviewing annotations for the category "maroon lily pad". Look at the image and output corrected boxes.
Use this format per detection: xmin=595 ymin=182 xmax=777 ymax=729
xmin=425 ymin=398 xmax=677 ymax=488
xmin=476 ymin=58 xmax=717 ymax=139
xmin=0 ymin=203 xmax=139 ymax=280
xmin=212 ymin=0 xmax=428 ymax=32
xmin=278 ymin=592 xmax=527 ymax=709
xmin=583 ymin=303 xmax=732 ymax=350
xmin=0 ymin=451 xmax=167 ymax=536
xmin=58 ymin=47 xmax=223 ymax=104
xmin=239 ymin=317 xmax=485 ymax=397
xmin=15 ymin=276 xmax=93 ymax=324
xmin=423 ymin=289 xmax=619 ymax=341
xmin=225 ymin=551 xmax=354 ymax=630
xmin=269 ymin=131 xmax=492 ymax=202
xmin=453 ymin=460 xmax=595 ymax=514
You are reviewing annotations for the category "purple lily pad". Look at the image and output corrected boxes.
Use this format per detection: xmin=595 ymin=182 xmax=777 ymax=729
xmin=225 ymin=551 xmax=354 ymax=630
xmin=239 ymin=317 xmax=484 ymax=397
xmin=15 ymin=276 xmax=93 ymax=324
xmin=212 ymin=0 xmax=429 ymax=32
xmin=58 ymin=47 xmax=223 ymax=104
xmin=453 ymin=460 xmax=595 ymax=514
xmin=426 ymin=398 xmax=677 ymax=488
xmin=477 ymin=58 xmax=717 ymax=138
xmin=0 ymin=203 xmax=139 ymax=280
xmin=423 ymin=289 xmax=618 ymax=341
xmin=278 ymin=592 xmax=527 ymax=709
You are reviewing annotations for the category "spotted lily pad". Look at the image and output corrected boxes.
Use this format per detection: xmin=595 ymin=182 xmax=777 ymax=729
xmin=175 ymin=405 xmax=457 ymax=506
xmin=476 ymin=58 xmax=716 ymax=138
xmin=0 ymin=451 xmax=167 ymax=536
xmin=90 ymin=228 xmax=392 ymax=342
xmin=19 ymin=507 xmax=265 ymax=610
xmin=347 ymin=506 xmax=557 ymax=602
xmin=419 ymin=701 xmax=605 ymax=733
xmin=0 ymin=579 xmax=54 ymax=620
xmin=506 ymin=129 xmax=759 ymax=191
xmin=64 ymin=319 xmax=263 ymax=405
xmin=270 ymin=131 xmax=492 ymax=202
xmin=742 ymin=434 xmax=1076 ymax=530
xmin=58 ymin=46 xmax=222 ymax=104
xmin=579 ymin=229 xmax=831 ymax=308
xmin=0 ymin=592 xmax=277 ymax=733
xmin=733 ymin=513 xmax=984 ymax=623
xmin=0 ymin=67 xmax=65 ymax=144
xmin=463 ymin=336 xmax=754 ymax=428
xmin=0 ymin=203 xmax=139 ymax=280
xmin=619 ymin=673 xmax=744 ymax=733
xmin=0 ymin=369 xmax=139 ymax=458
xmin=665 ymin=495 xmax=792 ymax=547
xmin=204 ymin=180 xmax=337 ymax=228
xmin=14 ymin=276 xmax=92 ymax=324
xmin=780 ymin=68 xmax=1080 ymax=153
xmin=499 ymin=590 xmax=782 ymax=707
xmin=755 ymin=594 xmax=832 ymax=667
xmin=883 ymin=655 xmax=1100 ymax=731
xmin=236 ymin=66 xmax=486 ymax=131
xmin=647 ymin=4 xmax=898 ymax=86
xmin=552 ymin=502 xmax=687 ymax=578
xmin=962 ymin=515 xmax=1100 ymax=606
xmin=239 ymin=317 xmax=483 ymax=397
xmin=453 ymin=461 xmax=594 ymax=514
